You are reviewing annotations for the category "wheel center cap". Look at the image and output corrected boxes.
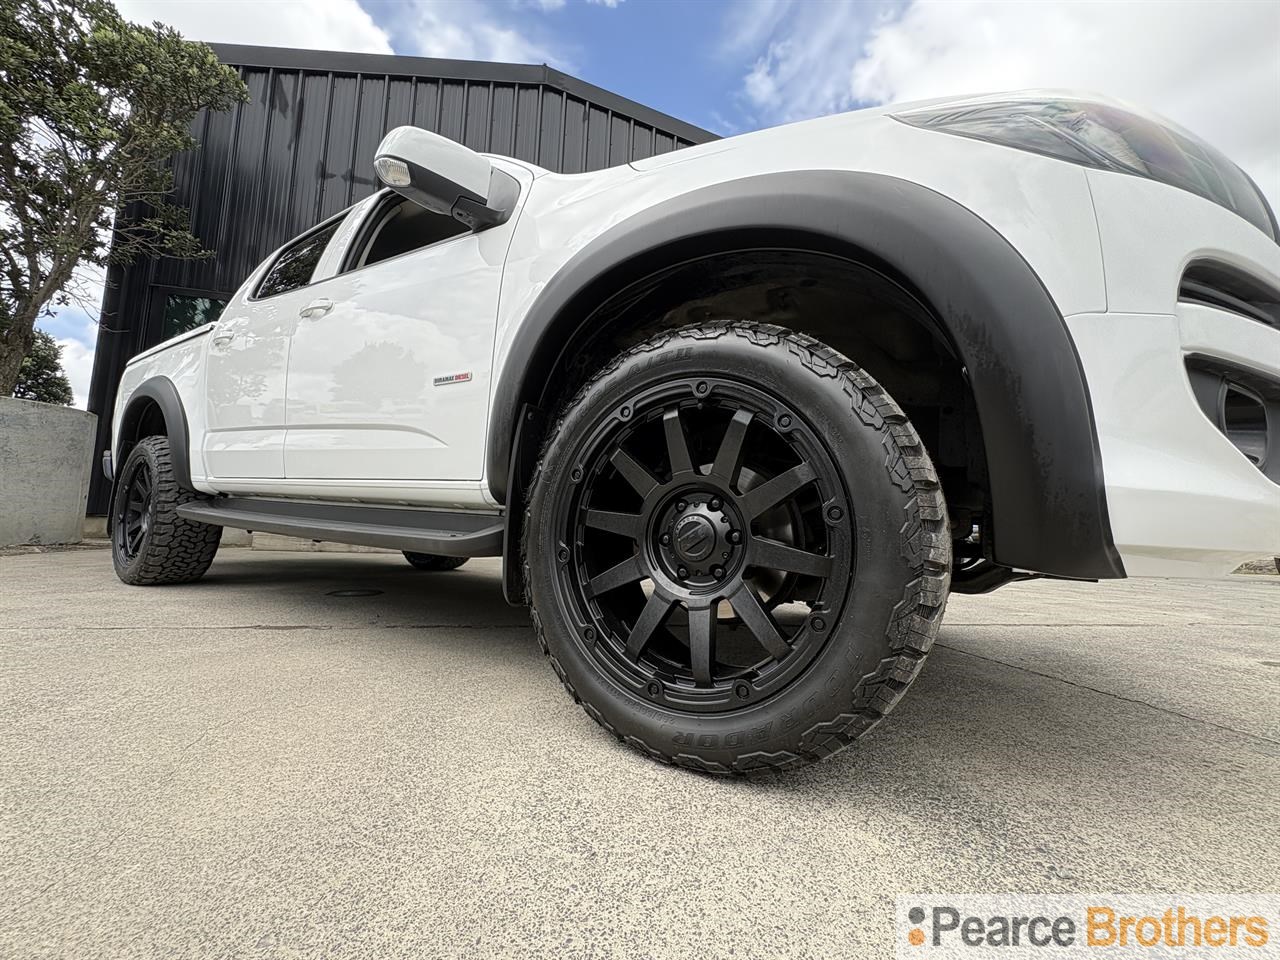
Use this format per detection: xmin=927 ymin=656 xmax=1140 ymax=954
xmin=673 ymin=514 xmax=715 ymax=562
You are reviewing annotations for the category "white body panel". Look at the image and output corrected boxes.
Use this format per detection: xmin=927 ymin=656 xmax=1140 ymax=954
xmin=1066 ymin=177 xmax=1280 ymax=578
xmin=110 ymin=93 xmax=1280 ymax=577
xmin=282 ymin=161 xmax=530 ymax=482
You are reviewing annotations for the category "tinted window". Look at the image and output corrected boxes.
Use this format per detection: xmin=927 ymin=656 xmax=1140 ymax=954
xmin=348 ymin=197 xmax=468 ymax=272
xmin=162 ymin=295 xmax=225 ymax=339
xmin=256 ymin=221 xmax=341 ymax=298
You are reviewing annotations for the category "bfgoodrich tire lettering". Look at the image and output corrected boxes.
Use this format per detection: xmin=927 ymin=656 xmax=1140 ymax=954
xmin=524 ymin=321 xmax=951 ymax=774
xmin=111 ymin=436 xmax=221 ymax=585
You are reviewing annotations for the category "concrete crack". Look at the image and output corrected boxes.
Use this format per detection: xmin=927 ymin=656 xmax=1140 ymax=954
xmin=935 ymin=642 xmax=1280 ymax=750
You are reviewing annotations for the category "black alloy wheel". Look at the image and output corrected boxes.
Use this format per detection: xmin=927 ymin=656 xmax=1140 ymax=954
xmin=554 ymin=378 xmax=852 ymax=713
xmin=115 ymin=457 xmax=155 ymax=564
xmin=525 ymin=321 xmax=951 ymax=775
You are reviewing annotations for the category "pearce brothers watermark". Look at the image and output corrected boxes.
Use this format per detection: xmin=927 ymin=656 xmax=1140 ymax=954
xmin=895 ymin=896 xmax=1279 ymax=958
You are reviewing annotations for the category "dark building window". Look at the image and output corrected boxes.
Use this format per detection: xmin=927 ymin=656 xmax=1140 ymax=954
xmin=255 ymin=220 xmax=341 ymax=298
xmin=162 ymin=295 xmax=227 ymax=339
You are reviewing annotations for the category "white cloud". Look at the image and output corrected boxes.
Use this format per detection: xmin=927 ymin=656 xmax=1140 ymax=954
xmin=114 ymin=0 xmax=393 ymax=53
xmin=735 ymin=0 xmax=1280 ymax=207
xmin=56 ymin=333 xmax=97 ymax=410
xmin=586 ymin=0 xmax=624 ymax=7
xmin=403 ymin=2 xmax=564 ymax=66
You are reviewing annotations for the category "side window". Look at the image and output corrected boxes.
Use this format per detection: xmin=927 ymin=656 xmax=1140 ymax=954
xmin=346 ymin=197 xmax=469 ymax=272
xmin=255 ymin=220 xmax=342 ymax=299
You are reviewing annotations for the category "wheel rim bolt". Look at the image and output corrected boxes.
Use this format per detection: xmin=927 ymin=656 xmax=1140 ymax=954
xmin=826 ymin=505 xmax=843 ymax=522
xmin=583 ymin=627 xmax=596 ymax=643
xmin=728 ymin=530 xmax=741 ymax=544
xmin=660 ymin=532 xmax=671 ymax=546
xmin=557 ymin=547 xmax=569 ymax=562
xmin=647 ymin=681 xmax=661 ymax=697
xmin=677 ymin=566 xmax=689 ymax=579
xmin=709 ymin=498 xmax=722 ymax=511
xmin=734 ymin=682 xmax=751 ymax=700
xmin=778 ymin=414 xmax=792 ymax=428
xmin=676 ymin=500 xmax=687 ymax=512
xmin=811 ymin=616 xmax=826 ymax=632
xmin=712 ymin=565 xmax=725 ymax=580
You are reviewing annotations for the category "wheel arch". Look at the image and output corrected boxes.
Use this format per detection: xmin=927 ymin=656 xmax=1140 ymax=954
xmin=114 ymin=376 xmax=194 ymax=493
xmin=493 ymin=170 xmax=1124 ymax=599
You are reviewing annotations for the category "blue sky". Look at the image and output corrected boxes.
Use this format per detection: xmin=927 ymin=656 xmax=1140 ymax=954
xmin=44 ymin=0 xmax=1280 ymax=407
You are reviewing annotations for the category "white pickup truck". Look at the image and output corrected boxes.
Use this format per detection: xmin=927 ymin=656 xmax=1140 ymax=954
xmin=106 ymin=91 xmax=1280 ymax=774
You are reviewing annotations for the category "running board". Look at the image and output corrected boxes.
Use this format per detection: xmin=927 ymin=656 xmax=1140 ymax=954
xmin=176 ymin=497 xmax=503 ymax=557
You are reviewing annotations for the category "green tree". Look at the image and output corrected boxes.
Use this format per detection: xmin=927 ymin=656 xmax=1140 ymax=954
xmin=0 ymin=0 xmax=248 ymax=395
xmin=13 ymin=330 xmax=73 ymax=405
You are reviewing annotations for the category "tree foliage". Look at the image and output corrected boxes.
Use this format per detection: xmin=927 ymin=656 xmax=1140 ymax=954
xmin=13 ymin=330 xmax=73 ymax=405
xmin=0 ymin=0 xmax=248 ymax=395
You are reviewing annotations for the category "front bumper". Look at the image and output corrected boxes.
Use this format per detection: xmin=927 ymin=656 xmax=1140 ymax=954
xmin=1067 ymin=305 xmax=1280 ymax=578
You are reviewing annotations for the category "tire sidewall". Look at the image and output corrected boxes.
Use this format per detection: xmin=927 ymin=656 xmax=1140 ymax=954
xmin=527 ymin=326 xmax=930 ymax=767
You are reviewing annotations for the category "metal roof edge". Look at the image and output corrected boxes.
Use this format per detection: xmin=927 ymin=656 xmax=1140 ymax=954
xmin=206 ymin=43 xmax=718 ymax=145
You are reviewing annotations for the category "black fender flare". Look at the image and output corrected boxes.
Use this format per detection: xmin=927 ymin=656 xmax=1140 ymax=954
xmin=114 ymin=376 xmax=194 ymax=491
xmin=490 ymin=170 xmax=1124 ymax=586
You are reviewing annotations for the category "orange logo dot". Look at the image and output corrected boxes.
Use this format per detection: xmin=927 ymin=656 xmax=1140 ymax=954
xmin=909 ymin=929 xmax=925 ymax=947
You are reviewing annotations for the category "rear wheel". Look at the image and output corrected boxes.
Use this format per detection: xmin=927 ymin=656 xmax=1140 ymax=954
xmin=402 ymin=552 xmax=469 ymax=571
xmin=524 ymin=321 xmax=951 ymax=774
xmin=111 ymin=436 xmax=221 ymax=585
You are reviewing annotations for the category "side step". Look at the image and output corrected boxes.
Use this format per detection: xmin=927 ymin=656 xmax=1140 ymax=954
xmin=176 ymin=497 xmax=503 ymax=557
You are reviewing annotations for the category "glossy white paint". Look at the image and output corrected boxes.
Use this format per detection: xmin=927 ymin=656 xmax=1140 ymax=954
xmin=1068 ymin=307 xmax=1280 ymax=578
xmin=1087 ymin=169 xmax=1280 ymax=315
xmin=111 ymin=91 xmax=1280 ymax=576
xmin=112 ymin=327 xmax=209 ymax=483
xmin=493 ymin=112 xmax=1107 ymax=386
xmin=282 ymin=160 xmax=532 ymax=482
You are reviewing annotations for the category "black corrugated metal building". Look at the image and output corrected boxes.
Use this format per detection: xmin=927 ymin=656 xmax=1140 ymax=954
xmin=86 ymin=42 xmax=715 ymax=512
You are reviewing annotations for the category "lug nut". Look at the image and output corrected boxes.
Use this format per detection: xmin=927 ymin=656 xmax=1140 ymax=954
xmin=728 ymin=530 xmax=741 ymax=544
xmin=811 ymin=616 xmax=827 ymax=632
xmin=660 ymin=532 xmax=671 ymax=546
xmin=709 ymin=497 xmax=722 ymax=511
xmin=676 ymin=500 xmax=688 ymax=512
xmin=583 ymin=626 xmax=596 ymax=643
xmin=826 ymin=505 xmax=844 ymax=522
xmin=712 ymin=565 xmax=725 ymax=580
xmin=570 ymin=467 xmax=583 ymax=482
xmin=734 ymin=682 xmax=751 ymax=700
xmin=778 ymin=414 xmax=792 ymax=428
xmin=647 ymin=680 xmax=662 ymax=697
xmin=677 ymin=566 xmax=689 ymax=579
xmin=557 ymin=546 xmax=569 ymax=562
xmin=695 ymin=381 xmax=709 ymax=395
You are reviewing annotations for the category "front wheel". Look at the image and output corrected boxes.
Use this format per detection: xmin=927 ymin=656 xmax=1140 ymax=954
xmin=524 ymin=321 xmax=951 ymax=774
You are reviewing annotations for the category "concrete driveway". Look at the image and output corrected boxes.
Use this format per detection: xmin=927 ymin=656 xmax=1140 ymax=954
xmin=2 ymin=547 xmax=1278 ymax=959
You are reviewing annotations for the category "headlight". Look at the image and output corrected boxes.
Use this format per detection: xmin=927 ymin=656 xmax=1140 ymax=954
xmin=894 ymin=97 xmax=1277 ymax=242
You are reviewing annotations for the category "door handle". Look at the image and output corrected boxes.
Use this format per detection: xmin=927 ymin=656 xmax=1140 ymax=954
xmin=212 ymin=331 xmax=235 ymax=347
xmin=299 ymin=298 xmax=334 ymax=319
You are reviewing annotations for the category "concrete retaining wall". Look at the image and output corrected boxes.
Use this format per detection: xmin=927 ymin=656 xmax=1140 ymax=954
xmin=0 ymin=397 xmax=97 ymax=546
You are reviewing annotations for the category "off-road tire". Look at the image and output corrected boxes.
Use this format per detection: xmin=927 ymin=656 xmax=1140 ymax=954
xmin=111 ymin=436 xmax=222 ymax=585
xmin=524 ymin=320 xmax=951 ymax=774
xmin=403 ymin=552 xmax=469 ymax=571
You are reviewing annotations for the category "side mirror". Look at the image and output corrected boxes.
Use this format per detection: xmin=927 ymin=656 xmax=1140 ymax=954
xmin=373 ymin=126 xmax=518 ymax=230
